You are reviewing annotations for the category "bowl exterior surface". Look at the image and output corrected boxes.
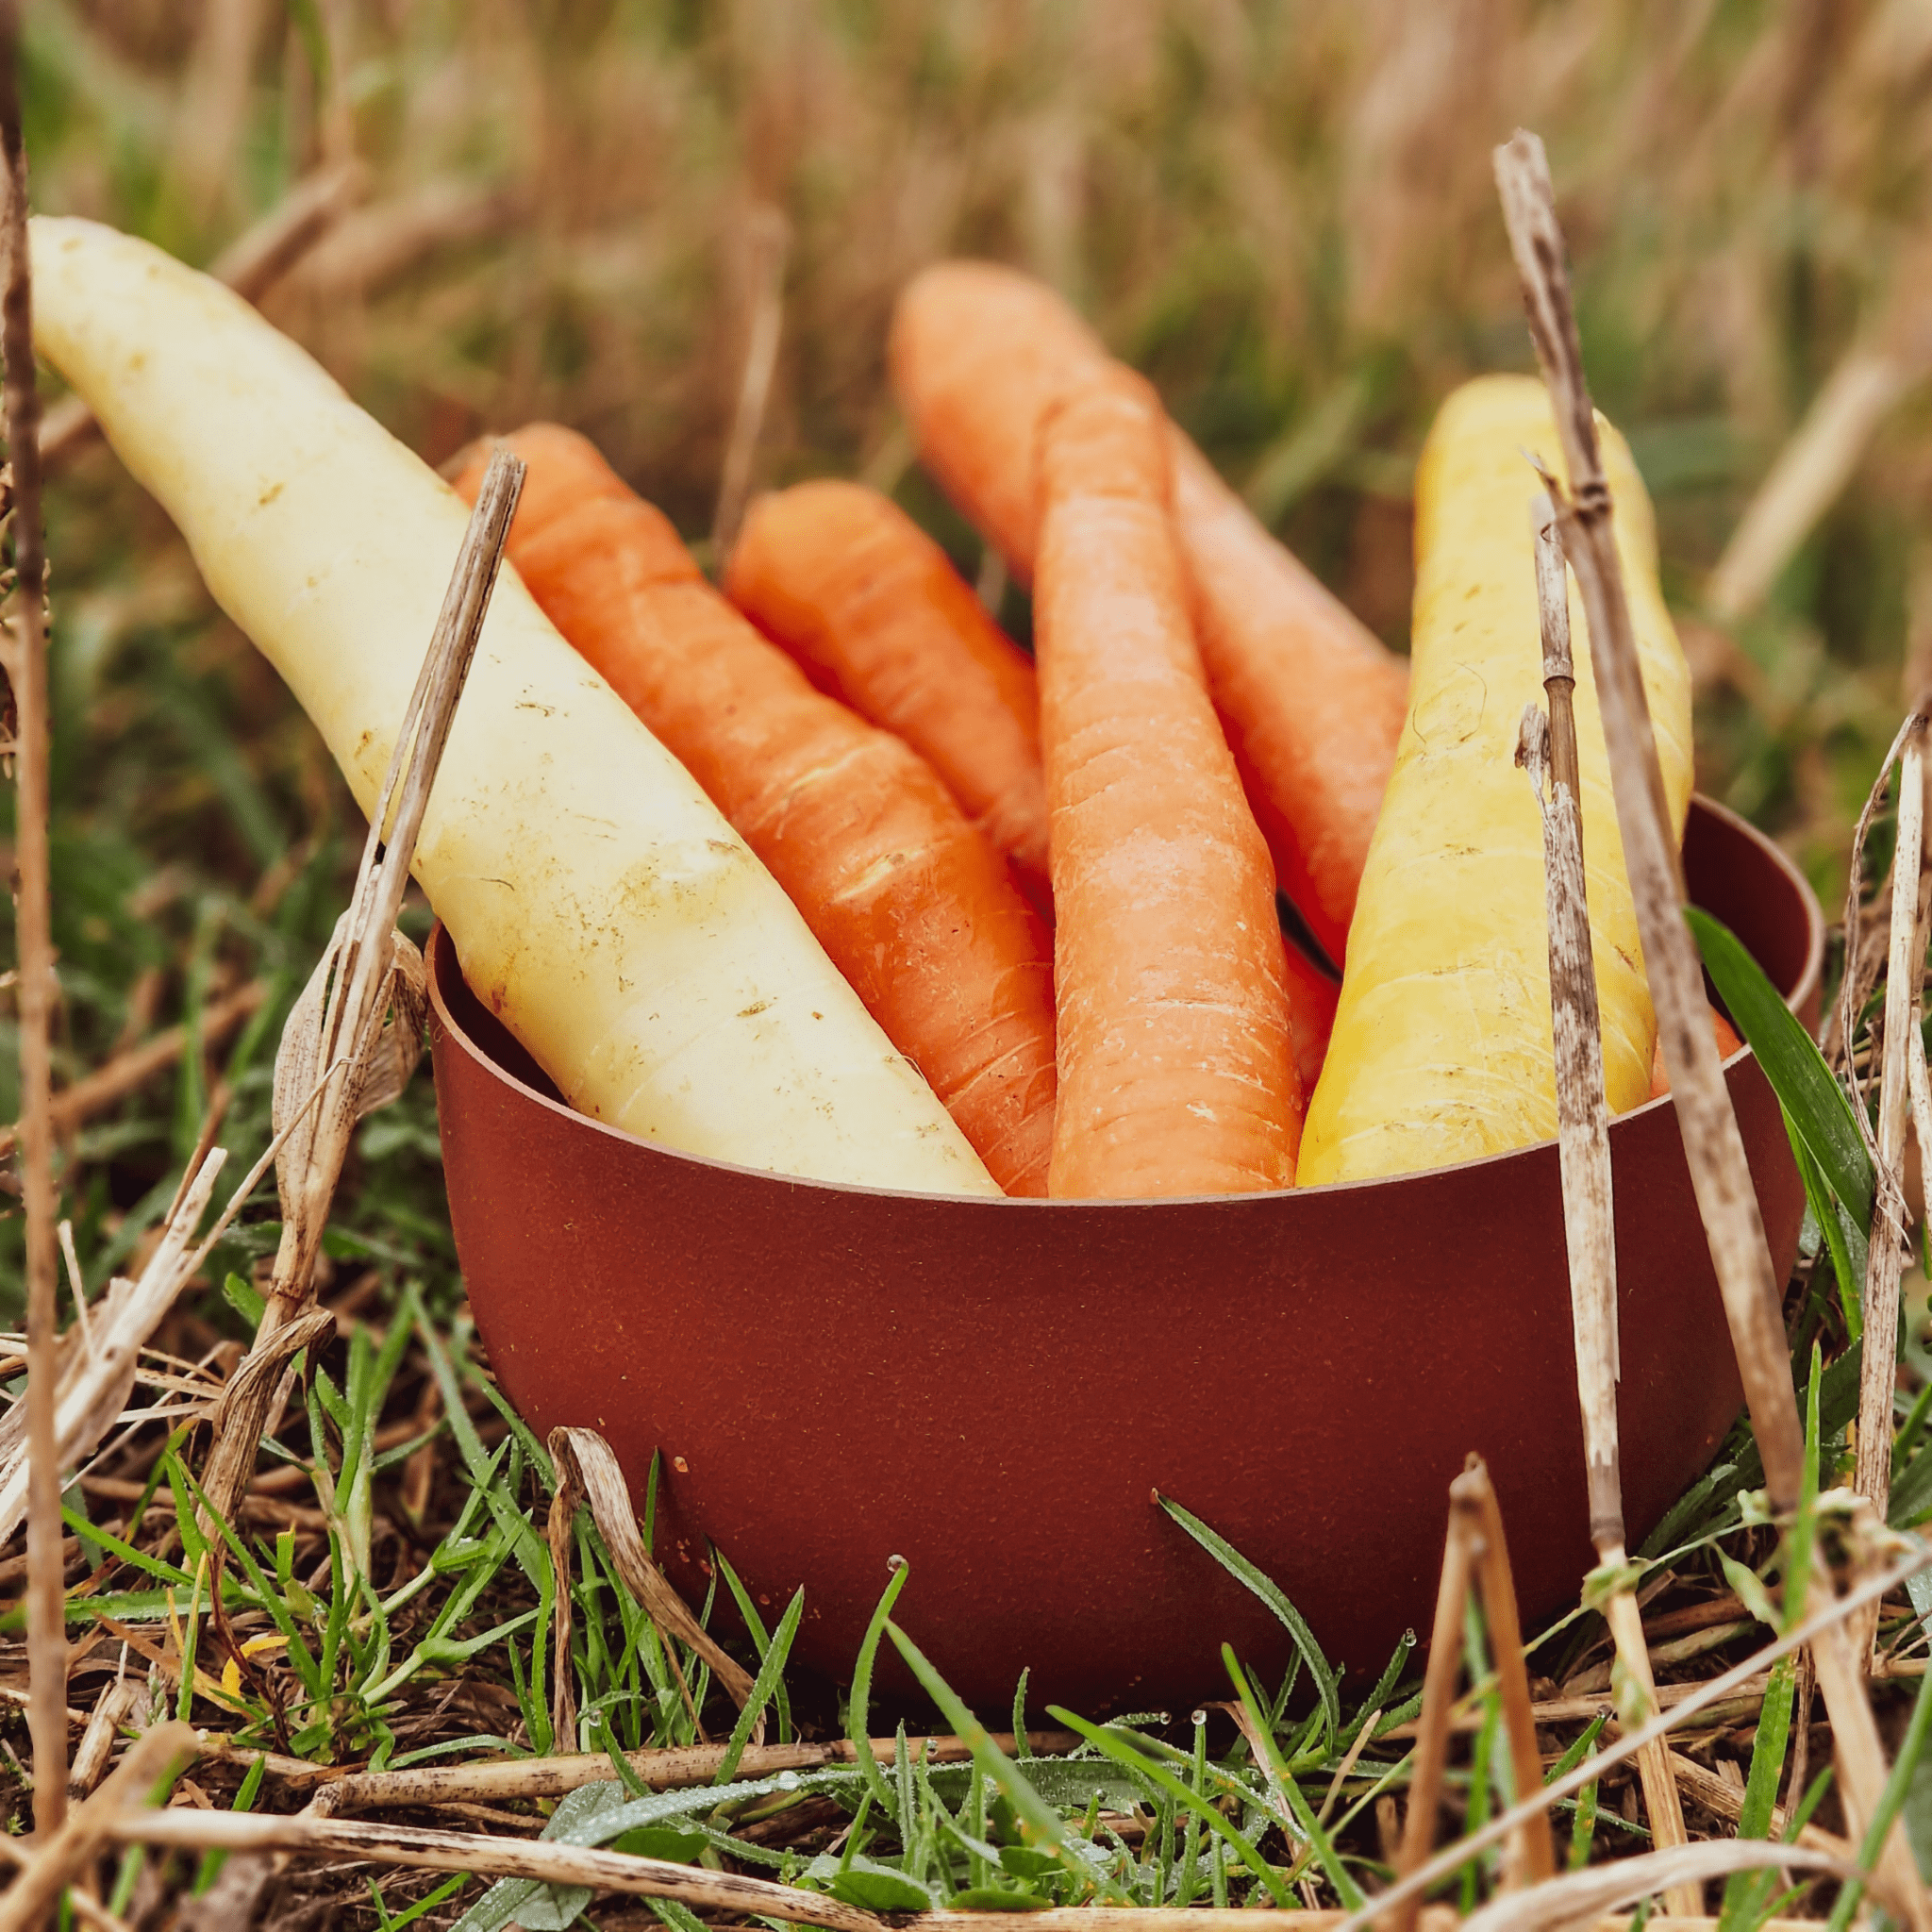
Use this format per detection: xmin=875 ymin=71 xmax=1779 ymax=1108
xmin=428 ymin=796 xmax=1822 ymax=1707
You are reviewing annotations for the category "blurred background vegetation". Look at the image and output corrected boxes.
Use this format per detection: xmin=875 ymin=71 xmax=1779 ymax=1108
xmin=7 ymin=0 xmax=1932 ymax=1297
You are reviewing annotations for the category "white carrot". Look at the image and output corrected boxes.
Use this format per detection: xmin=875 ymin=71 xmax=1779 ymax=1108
xmin=31 ymin=216 xmax=997 ymax=1196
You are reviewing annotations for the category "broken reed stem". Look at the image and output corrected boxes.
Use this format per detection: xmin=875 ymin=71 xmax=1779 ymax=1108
xmin=1383 ymin=1460 xmax=1553 ymax=1932
xmin=1494 ymin=129 xmax=1800 ymax=1510
xmin=107 ymin=1809 xmax=888 ymax=1932
xmin=710 ymin=203 xmax=789 ymax=559
xmin=1334 ymin=1541 xmax=1928 ymax=1932
xmin=1856 ymin=712 xmax=1926 ymax=1542
xmin=0 ymin=0 xmax=65 ymax=1836
xmin=1600 ymin=1588 xmax=1696 ymax=1912
xmin=0 ymin=1722 xmax=196 ymax=1932
xmin=1518 ymin=495 xmax=1693 ymax=1902
xmin=1384 ymin=1482 xmax=1478 ymax=1932
xmin=196 ymin=448 xmax=524 ymax=1527
xmin=1521 ymin=493 xmax=1621 ymax=1547
xmin=317 ymin=1731 xmax=1078 ymax=1812
xmin=1493 ymin=127 xmax=1928 ymax=1931
xmin=267 ymin=444 xmax=522 ymax=1328
xmin=1460 ymin=1466 xmax=1557 ymax=1892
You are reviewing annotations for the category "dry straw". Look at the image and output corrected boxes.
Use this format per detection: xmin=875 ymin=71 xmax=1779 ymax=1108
xmin=1516 ymin=494 xmax=1692 ymax=1900
xmin=0 ymin=0 xmax=65 ymax=1835
xmin=545 ymin=1424 xmax=758 ymax=1745
xmin=196 ymin=446 xmax=525 ymax=1528
xmin=1493 ymin=125 xmax=1927 ymax=1924
xmin=1335 ymin=1541 xmax=1929 ymax=1932
xmin=1385 ymin=1457 xmax=1555 ymax=1932
xmin=711 ymin=202 xmax=791 ymax=558
xmin=1841 ymin=705 xmax=1932 ymax=1546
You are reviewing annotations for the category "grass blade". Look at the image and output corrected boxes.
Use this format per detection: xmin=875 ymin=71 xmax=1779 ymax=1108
xmin=845 ymin=1560 xmax=909 ymax=1817
xmin=891 ymin=1624 xmax=1126 ymax=1901
xmin=1046 ymin=1700 xmax=1291 ymax=1907
xmin=1155 ymin=1494 xmax=1341 ymax=1747
xmin=1688 ymin=906 xmax=1873 ymax=1228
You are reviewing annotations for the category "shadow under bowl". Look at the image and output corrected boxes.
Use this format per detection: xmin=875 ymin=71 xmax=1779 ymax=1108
xmin=427 ymin=793 xmax=1824 ymax=1710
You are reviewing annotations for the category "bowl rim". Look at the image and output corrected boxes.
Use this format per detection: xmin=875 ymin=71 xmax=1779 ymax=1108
xmin=426 ymin=791 xmax=1825 ymax=1210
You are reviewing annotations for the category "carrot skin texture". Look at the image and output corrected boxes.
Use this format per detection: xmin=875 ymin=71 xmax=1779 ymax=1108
xmin=452 ymin=430 xmax=1057 ymax=1197
xmin=725 ymin=481 xmax=1052 ymax=911
xmin=1035 ymin=370 xmax=1302 ymax=1199
xmin=1298 ymin=376 xmax=1694 ymax=1186
xmin=889 ymin=259 xmax=1407 ymax=962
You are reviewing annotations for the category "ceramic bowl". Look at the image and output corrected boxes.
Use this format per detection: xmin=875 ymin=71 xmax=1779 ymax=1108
xmin=427 ymin=794 xmax=1823 ymax=1709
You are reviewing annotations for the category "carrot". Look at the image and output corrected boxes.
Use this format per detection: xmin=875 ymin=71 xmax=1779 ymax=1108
xmin=1297 ymin=377 xmax=1692 ymax=1186
xmin=889 ymin=259 xmax=1409 ymax=964
xmin=450 ymin=425 xmax=1058 ymax=1197
xmin=724 ymin=480 xmax=1051 ymax=912
xmin=1034 ymin=365 xmax=1302 ymax=1198
xmin=1281 ymin=940 xmax=1341 ymax=1097
xmin=1649 ymin=1008 xmax=1742 ymax=1099
xmin=36 ymin=222 xmax=995 ymax=1195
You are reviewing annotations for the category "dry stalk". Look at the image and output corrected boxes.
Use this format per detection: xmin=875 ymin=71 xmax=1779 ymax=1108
xmin=1491 ymin=129 xmax=1926 ymax=1924
xmin=1385 ymin=1672 xmax=1773 ymax=1739
xmin=1462 ymin=1466 xmax=1556 ymax=1891
xmin=1516 ymin=495 xmax=1693 ymax=1904
xmin=1707 ymin=350 xmax=1918 ymax=625
xmin=546 ymin=1426 xmax=755 ymax=1745
xmin=0 ymin=979 xmax=267 ymax=1161
xmin=0 ymin=1721 xmax=196 ymax=1931
xmin=1459 ymin=1839 xmax=1917 ymax=1932
xmin=319 ymin=1729 xmax=1075 ymax=1812
xmin=1384 ymin=1457 xmax=1554 ymax=1932
xmin=0 ymin=1040 xmax=359 ymax=1549
xmin=1336 ymin=1541 xmax=1927 ymax=1932
xmin=67 ymin=1677 xmax=143 ymax=1803
xmin=711 ymin=203 xmax=790 ymax=558
xmin=107 ymin=1808 xmax=888 ymax=1932
xmin=196 ymin=446 xmax=525 ymax=1529
xmin=39 ymin=160 xmax=367 ymax=474
xmin=279 ymin=178 xmax=526 ymax=300
xmin=1837 ymin=707 xmax=1929 ymax=1091
xmin=916 ymin=1920 xmax=1815 ymax=1932
xmin=1517 ymin=494 xmax=1619 ymax=1543
xmin=0 ymin=0 xmax=64 ymax=1834
xmin=1855 ymin=708 xmax=1929 ymax=1591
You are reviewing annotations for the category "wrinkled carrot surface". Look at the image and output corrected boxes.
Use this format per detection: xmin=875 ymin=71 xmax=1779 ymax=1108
xmin=890 ymin=259 xmax=1408 ymax=963
xmin=726 ymin=480 xmax=1051 ymax=911
xmin=1034 ymin=367 xmax=1302 ymax=1198
xmin=453 ymin=426 xmax=1058 ymax=1196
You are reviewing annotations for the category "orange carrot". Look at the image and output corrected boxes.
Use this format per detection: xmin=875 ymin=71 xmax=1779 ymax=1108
xmin=1281 ymin=939 xmax=1340 ymax=1097
xmin=451 ymin=426 xmax=1058 ymax=1196
xmin=1034 ymin=366 xmax=1302 ymax=1198
xmin=890 ymin=260 xmax=1408 ymax=965
xmin=725 ymin=481 xmax=1052 ymax=912
xmin=1648 ymin=1008 xmax=1743 ymax=1100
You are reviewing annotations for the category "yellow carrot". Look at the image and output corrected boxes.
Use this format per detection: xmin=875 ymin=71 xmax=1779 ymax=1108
xmin=1298 ymin=375 xmax=1692 ymax=1186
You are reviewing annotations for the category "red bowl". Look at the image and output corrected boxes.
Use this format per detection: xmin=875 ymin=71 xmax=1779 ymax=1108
xmin=428 ymin=794 xmax=1823 ymax=1710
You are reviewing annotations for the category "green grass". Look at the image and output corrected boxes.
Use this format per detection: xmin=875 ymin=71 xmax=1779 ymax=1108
xmin=9 ymin=2 xmax=1932 ymax=1923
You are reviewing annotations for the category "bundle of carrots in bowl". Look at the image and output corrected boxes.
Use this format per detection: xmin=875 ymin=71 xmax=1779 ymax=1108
xmin=30 ymin=220 xmax=1724 ymax=1205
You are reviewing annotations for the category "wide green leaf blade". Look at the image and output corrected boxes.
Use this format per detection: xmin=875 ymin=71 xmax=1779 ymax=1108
xmin=1687 ymin=906 xmax=1873 ymax=1229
